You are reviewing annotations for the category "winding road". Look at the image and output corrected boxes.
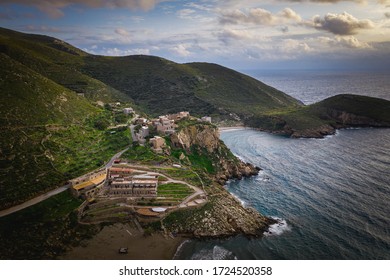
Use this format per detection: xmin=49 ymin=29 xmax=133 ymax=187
xmin=0 ymin=147 xmax=129 ymax=218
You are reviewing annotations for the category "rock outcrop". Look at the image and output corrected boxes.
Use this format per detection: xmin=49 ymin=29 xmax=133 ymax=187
xmin=171 ymin=123 xmax=260 ymax=184
xmin=167 ymin=122 xmax=273 ymax=237
xmin=165 ymin=186 xmax=273 ymax=237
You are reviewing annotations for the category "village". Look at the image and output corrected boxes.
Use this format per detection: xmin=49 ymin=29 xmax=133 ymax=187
xmin=68 ymin=106 xmax=211 ymax=223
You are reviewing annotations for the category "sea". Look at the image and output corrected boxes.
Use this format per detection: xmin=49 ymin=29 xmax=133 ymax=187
xmin=174 ymin=70 xmax=390 ymax=260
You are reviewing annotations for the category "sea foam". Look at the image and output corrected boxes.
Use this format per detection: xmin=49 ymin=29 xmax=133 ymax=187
xmin=264 ymin=217 xmax=291 ymax=237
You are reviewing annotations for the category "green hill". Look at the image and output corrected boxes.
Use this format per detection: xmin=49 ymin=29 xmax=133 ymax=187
xmin=245 ymin=94 xmax=390 ymax=138
xmin=0 ymin=29 xmax=133 ymax=209
xmin=81 ymin=55 xmax=302 ymax=119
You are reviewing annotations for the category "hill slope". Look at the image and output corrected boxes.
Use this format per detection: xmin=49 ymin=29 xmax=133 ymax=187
xmin=81 ymin=55 xmax=302 ymax=118
xmin=245 ymin=94 xmax=390 ymax=138
xmin=0 ymin=30 xmax=133 ymax=209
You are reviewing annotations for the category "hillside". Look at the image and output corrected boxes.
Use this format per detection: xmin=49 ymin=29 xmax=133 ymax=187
xmin=245 ymin=94 xmax=390 ymax=138
xmin=0 ymin=30 xmax=133 ymax=209
xmin=0 ymin=27 xmax=131 ymax=103
xmin=81 ymin=55 xmax=302 ymax=119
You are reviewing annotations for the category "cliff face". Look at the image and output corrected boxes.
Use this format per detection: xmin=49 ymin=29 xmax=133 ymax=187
xmin=171 ymin=123 xmax=260 ymax=184
xmin=167 ymin=123 xmax=272 ymax=237
xmin=170 ymin=124 xmax=220 ymax=153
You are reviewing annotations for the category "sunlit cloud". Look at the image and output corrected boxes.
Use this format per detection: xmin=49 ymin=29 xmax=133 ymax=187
xmin=171 ymin=44 xmax=191 ymax=57
xmin=219 ymin=7 xmax=302 ymax=25
xmin=309 ymin=12 xmax=374 ymax=35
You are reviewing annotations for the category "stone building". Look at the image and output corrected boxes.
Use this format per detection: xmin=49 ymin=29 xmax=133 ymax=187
xmin=70 ymin=169 xmax=107 ymax=198
xmin=153 ymin=116 xmax=176 ymax=135
xmin=150 ymin=136 xmax=166 ymax=153
xmin=167 ymin=111 xmax=190 ymax=121
xmin=107 ymin=167 xmax=158 ymax=197
xmin=123 ymin=107 xmax=134 ymax=115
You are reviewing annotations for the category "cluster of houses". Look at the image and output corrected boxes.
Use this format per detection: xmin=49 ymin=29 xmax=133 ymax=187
xmin=132 ymin=111 xmax=211 ymax=153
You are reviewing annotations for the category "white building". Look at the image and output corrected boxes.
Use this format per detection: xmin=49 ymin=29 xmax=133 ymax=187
xmin=123 ymin=107 xmax=134 ymax=115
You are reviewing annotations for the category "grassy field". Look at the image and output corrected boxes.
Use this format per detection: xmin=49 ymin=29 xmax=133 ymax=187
xmin=122 ymin=145 xmax=170 ymax=165
xmin=158 ymin=183 xmax=194 ymax=200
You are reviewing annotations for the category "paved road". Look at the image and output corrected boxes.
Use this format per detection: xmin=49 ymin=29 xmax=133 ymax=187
xmin=0 ymin=184 xmax=70 ymax=218
xmin=0 ymin=147 xmax=129 ymax=218
xmin=105 ymin=147 xmax=129 ymax=169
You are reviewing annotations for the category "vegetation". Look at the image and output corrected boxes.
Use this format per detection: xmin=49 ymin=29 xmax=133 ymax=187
xmin=162 ymin=202 xmax=213 ymax=230
xmin=0 ymin=191 xmax=99 ymax=259
xmin=155 ymin=167 xmax=203 ymax=188
xmin=0 ymin=51 xmax=131 ymax=209
xmin=122 ymin=145 xmax=169 ymax=164
xmin=245 ymin=94 xmax=390 ymax=135
xmin=157 ymin=183 xmax=194 ymax=200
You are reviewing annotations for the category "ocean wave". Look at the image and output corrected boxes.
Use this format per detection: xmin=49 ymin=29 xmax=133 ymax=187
xmin=264 ymin=217 xmax=291 ymax=237
xmin=230 ymin=192 xmax=247 ymax=207
xmin=233 ymin=153 xmax=246 ymax=162
xmin=173 ymin=239 xmax=191 ymax=259
xmin=255 ymin=173 xmax=271 ymax=182
xmin=191 ymin=245 xmax=237 ymax=260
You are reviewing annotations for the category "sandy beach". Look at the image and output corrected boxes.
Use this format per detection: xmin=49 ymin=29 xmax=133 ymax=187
xmin=218 ymin=126 xmax=247 ymax=132
xmin=60 ymin=223 xmax=186 ymax=260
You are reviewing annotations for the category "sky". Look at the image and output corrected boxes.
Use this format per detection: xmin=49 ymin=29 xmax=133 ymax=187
xmin=0 ymin=0 xmax=389 ymax=71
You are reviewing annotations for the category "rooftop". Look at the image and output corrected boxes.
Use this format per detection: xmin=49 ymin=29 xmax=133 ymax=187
xmin=73 ymin=174 xmax=106 ymax=190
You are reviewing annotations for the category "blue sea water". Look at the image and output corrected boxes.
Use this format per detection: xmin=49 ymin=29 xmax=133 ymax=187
xmin=174 ymin=71 xmax=390 ymax=260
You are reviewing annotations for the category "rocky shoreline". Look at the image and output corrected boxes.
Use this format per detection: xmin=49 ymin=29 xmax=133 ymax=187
xmin=164 ymin=123 xmax=275 ymax=239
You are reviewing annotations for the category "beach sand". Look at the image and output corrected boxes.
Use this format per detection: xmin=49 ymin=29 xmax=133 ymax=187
xmin=218 ymin=126 xmax=247 ymax=132
xmin=60 ymin=222 xmax=186 ymax=260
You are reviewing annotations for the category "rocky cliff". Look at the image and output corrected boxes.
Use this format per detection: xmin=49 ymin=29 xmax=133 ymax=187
xmin=171 ymin=123 xmax=260 ymax=184
xmin=167 ymin=122 xmax=273 ymax=237
xmin=164 ymin=186 xmax=273 ymax=237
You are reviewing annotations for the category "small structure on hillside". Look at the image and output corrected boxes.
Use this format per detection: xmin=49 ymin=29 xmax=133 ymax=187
xmin=153 ymin=116 xmax=176 ymax=135
xmin=201 ymin=116 xmax=212 ymax=123
xmin=123 ymin=107 xmax=134 ymax=115
xmin=167 ymin=111 xmax=190 ymax=121
xmin=150 ymin=136 xmax=166 ymax=153
xmin=70 ymin=169 xmax=107 ymax=198
xmin=135 ymin=126 xmax=149 ymax=144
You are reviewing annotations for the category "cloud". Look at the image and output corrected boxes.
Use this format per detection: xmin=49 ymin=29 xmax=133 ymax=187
xmin=171 ymin=44 xmax=191 ymax=56
xmin=281 ymin=26 xmax=289 ymax=33
xmin=318 ymin=35 xmax=371 ymax=48
xmin=217 ymin=29 xmax=252 ymax=44
xmin=310 ymin=12 xmax=374 ymax=35
xmin=385 ymin=12 xmax=390 ymax=18
xmin=177 ymin=8 xmax=196 ymax=19
xmin=281 ymin=39 xmax=312 ymax=53
xmin=219 ymin=7 xmax=302 ymax=25
xmin=279 ymin=8 xmax=302 ymax=21
xmin=115 ymin=28 xmax=130 ymax=37
xmin=0 ymin=0 xmax=164 ymax=18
